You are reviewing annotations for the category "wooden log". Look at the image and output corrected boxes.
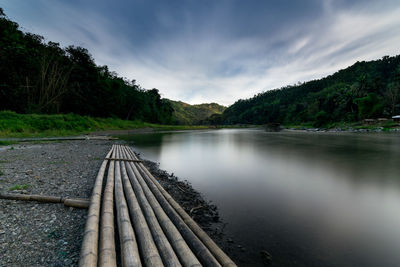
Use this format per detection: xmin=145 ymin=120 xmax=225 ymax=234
xmin=99 ymin=147 xmax=117 ymax=267
xmin=114 ymin=145 xmax=141 ymax=267
xmin=0 ymin=193 xmax=62 ymax=203
xmin=126 ymin=146 xmax=236 ymax=267
xmin=120 ymin=147 xmax=184 ymax=267
xmin=79 ymin=145 xmax=114 ymax=267
xmin=63 ymin=198 xmax=90 ymax=209
xmin=120 ymin=153 xmax=164 ymax=267
xmin=120 ymin=146 xmax=202 ymax=267
xmin=0 ymin=193 xmax=89 ymax=208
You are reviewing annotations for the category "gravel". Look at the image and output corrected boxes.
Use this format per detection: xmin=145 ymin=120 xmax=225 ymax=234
xmin=0 ymin=140 xmax=236 ymax=266
xmin=0 ymin=140 xmax=114 ymax=266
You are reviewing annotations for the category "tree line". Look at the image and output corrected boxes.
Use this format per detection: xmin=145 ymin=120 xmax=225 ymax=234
xmin=0 ymin=8 xmax=173 ymax=124
xmin=220 ymin=55 xmax=400 ymax=126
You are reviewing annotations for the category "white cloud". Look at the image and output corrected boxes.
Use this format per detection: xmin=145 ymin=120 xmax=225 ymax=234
xmin=3 ymin=1 xmax=400 ymax=106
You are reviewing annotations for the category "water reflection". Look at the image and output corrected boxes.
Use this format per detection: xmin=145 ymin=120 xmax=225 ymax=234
xmin=125 ymin=129 xmax=400 ymax=266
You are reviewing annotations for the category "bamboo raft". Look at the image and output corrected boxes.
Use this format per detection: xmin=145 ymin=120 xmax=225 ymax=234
xmin=79 ymin=144 xmax=236 ymax=267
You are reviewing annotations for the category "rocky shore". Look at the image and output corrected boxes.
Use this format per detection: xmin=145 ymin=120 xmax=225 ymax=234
xmin=0 ymin=140 xmax=236 ymax=266
xmin=284 ymin=126 xmax=400 ymax=133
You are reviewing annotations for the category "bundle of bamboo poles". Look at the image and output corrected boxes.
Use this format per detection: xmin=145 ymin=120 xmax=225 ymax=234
xmin=79 ymin=144 xmax=236 ymax=267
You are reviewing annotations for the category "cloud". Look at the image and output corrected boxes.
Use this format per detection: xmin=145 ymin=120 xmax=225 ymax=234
xmin=2 ymin=0 xmax=400 ymax=105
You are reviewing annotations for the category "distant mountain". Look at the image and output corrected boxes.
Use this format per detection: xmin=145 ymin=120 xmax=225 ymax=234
xmin=167 ymin=100 xmax=226 ymax=125
xmin=222 ymin=55 xmax=400 ymax=126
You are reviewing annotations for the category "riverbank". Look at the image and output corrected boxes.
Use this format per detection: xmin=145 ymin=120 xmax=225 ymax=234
xmin=0 ymin=140 xmax=238 ymax=266
xmin=0 ymin=111 xmax=216 ymax=138
xmin=283 ymin=120 xmax=400 ymax=133
xmin=0 ymin=111 xmax=252 ymax=139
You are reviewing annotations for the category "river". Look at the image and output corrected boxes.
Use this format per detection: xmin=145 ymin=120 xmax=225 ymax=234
xmin=125 ymin=129 xmax=400 ymax=266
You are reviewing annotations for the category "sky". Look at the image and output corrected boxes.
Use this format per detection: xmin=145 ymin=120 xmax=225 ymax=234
xmin=2 ymin=0 xmax=400 ymax=106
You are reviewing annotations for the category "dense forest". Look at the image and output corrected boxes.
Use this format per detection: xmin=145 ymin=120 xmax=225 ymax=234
xmin=221 ymin=55 xmax=400 ymax=126
xmin=167 ymin=100 xmax=225 ymax=125
xmin=0 ymin=8 xmax=173 ymax=124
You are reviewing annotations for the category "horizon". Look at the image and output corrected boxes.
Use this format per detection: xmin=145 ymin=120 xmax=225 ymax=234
xmin=2 ymin=0 xmax=400 ymax=106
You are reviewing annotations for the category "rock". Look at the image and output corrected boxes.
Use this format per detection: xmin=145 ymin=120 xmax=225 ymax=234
xmin=260 ymin=250 xmax=272 ymax=264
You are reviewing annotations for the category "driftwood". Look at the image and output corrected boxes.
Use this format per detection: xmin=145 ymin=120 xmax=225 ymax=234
xmin=0 ymin=193 xmax=89 ymax=209
xmin=63 ymin=198 xmax=90 ymax=209
xmin=125 ymin=146 xmax=237 ymax=267
xmin=190 ymin=205 xmax=203 ymax=215
xmin=177 ymin=184 xmax=187 ymax=193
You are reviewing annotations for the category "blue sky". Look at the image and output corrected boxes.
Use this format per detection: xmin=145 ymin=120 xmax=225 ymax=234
xmin=2 ymin=0 xmax=400 ymax=105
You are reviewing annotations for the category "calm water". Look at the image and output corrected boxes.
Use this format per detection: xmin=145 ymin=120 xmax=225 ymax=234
xmin=126 ymin=129 xmax=400 ymax=266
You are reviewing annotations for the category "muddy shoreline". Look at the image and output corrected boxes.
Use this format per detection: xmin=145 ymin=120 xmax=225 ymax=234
xmin=0 ymin=140 xmax=242 ymax=266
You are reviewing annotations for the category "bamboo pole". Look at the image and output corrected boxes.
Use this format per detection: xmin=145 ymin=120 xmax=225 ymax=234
xmin=0 ymin=193 xmax=89 ymax=209
xmin=63 ymin=198 xmax=90 ymax=209
xmin=119 ymin=147 xmax=184 ymax=267
xmin=99 ymin=147 xmax=117 ymax=267
xmin=0 ymin=193 xmax=62 ymax=203
xmin=120 ymin=146 xmax=203 ymax=267
xmin=126 ymin=146 xmax=236 ymax=267
xmin=79 ymin=145 xmax=114 ymax=267
xmin=119 ymin=147 xmax=164 ymax=267
xmin=114 ymin=145 xmax=141 ymax=267
xmin=131 ymin=161 xmax=220 ymax=267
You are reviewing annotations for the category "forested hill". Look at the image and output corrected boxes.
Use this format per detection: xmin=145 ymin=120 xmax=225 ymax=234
xmin=222 ymin=55 xmax=400 ymax=126
xmin=167 ymin=100 xmax=226 ymax=125
xmin=0 ymin=8 xmax=173 ymax=124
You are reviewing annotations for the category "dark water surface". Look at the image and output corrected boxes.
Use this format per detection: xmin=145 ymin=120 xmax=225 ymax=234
xmin=126 ymin=129 xmax=400 ymax=266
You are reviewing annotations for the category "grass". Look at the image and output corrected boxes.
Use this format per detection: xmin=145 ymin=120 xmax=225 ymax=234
xmin=0 ymin=110 xmax=241 ymax=138
xmin=0 ymin=110 xmax=151 ymax=137
xmin=0 ymin=140 xmax=18 ymax=146
xmin=9 ymin=184 xmax=30 ymax=191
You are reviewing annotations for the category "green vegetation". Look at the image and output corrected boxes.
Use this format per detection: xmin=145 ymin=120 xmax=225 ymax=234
xmin=0 ymin=140 xmax=17 ymax=146
xmin=285 ymin=120 xmax=398 ymax=131
xmin=0 ymin=110 xmax=221 ymax=137
xmin=167 ymin=100 xmax=226 ymax=125
xmin=0 ymin=110 xmax=145 ymax=137
xmin=0 ymin=9 xmax=173 ymax=124
xmin=222 ymin=55 xmax=400 ymax=127
xmin=9 ymin=184 xmax=30 ymax=191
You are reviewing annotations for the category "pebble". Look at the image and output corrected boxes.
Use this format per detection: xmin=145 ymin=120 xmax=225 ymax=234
xmin=0 ymin=140 xmax=113 ymax=266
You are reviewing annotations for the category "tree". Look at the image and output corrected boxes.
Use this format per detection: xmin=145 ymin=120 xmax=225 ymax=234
xmin=30 ymin=48 xmax=72 ymax=113
xmin=384 ymin=82 xmax=400 ymax=115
